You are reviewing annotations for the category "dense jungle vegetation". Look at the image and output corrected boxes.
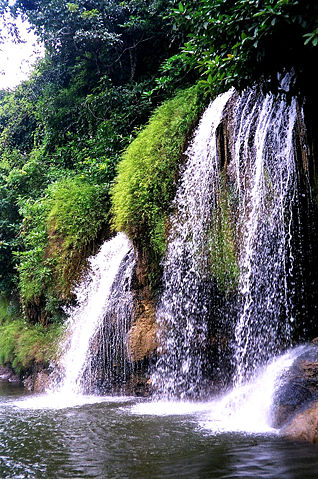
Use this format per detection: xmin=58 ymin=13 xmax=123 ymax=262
xmin=0 ymin=0 xmax=317 ymax=376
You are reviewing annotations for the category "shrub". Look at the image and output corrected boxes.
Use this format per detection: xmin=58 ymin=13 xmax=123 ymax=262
xmin=46 ymin=177 xmax=110 ymax=296
xmin=16 ymin=176 xmax=110 ymax=322
xmin=161 ymin=0 xmax=318 ymax=98
xmin=16 ymin=197 xmax=51 ymax=307
xmin=47 ymin=177 xmax=109 ymax=249
xmin=0 ymin=318 xmax=63 ymax=375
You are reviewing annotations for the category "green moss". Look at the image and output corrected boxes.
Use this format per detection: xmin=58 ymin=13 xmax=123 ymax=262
xmin=111 ymin=86 xmax=205 ymax=266
xmin=0 ymin=319 xmax=63 ymax=375
xmin=208 ymin=186 xmax=239 ymax=294
xmin=47 ymin=177 xmax=109 ymax=247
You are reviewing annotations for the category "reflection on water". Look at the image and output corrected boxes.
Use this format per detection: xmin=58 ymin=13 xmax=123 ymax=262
xmin=1 ymin=381 xmax=318 ymax=479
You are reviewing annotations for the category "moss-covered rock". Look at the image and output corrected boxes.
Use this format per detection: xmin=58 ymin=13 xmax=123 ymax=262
xmin=111 ymin=86 xmax=206 ymax=286
xmin=208 ymin=185 xmax=239 ymax=294
xmin=0 ymin=317 xmax=63 ymax=377
xmin=0 ymin=294 xmax=63 ymax=378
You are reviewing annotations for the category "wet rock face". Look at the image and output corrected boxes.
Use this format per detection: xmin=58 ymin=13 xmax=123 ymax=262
xmin=272 ymin=345 xmax=318 ymax=431
xmin=281 ymin=401 xmax=318 ymax=444
xmin=128 ymin=254 xmax=158 ymax=364
xmin=127 ymin=298 xmax=158 ymax=362
xmin=86 ymin=250 xmax=158 ymax=396
xmin=23 ymin=370 xmax=51 ymax=393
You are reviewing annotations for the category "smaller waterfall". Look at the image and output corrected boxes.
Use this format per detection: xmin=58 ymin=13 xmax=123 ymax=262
xmin=81 ymin=247 xmax=135 ymax=393
xmin=132 ymin=346 xmax=308 ymax=435
xmin=200 ymin=347 xmax=305 ymax=434
xmin=51 ymin=233 xmax=135 ymax=396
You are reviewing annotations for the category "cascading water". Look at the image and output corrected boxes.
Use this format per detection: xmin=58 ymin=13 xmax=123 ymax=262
xmin=134 ymin=346 xmax=308 ymax=435
xmin=29 ymin=79 xmax=311 ymax=437
xmin=50 ymin=232 xmax=135 ymax=396
xmin=200 ymin=345 xmax=310 ymax=434
xmin=233 ymin=87 xmax=299 ymax=384
xmin=154 ymin=79 xmax=309 ymax=411
xmin=11 ymin=83 xmax=315 ymax=446
xmin=153 ymin=90 xmax=234 ymax=399
xmin=80 ymin=247 xmax=135 ymax=393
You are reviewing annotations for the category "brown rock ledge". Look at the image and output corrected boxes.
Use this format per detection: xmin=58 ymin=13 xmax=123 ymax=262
xmin=281 ymin=401 xmax=318 ymax=444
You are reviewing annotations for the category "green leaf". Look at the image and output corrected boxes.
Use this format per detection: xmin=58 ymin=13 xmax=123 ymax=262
xmin=178 ymin=2 xmax=184 ymax=13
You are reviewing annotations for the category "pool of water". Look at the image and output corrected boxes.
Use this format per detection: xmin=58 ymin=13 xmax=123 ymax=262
xmin=1 ymin=381 xmax=318 ymax=479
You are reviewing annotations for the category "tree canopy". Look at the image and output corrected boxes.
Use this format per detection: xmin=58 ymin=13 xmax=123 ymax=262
xmin=156 ymin=0 xmax=318 ymax=96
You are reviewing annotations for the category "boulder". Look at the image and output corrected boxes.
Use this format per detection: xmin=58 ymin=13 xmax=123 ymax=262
xmin=271 ymin=344 xmax=318 ymax=436
xmin=25 ymin=371 xmax=51 ymax=393
xmin=281 ymin=400 xmax=318 ymax=444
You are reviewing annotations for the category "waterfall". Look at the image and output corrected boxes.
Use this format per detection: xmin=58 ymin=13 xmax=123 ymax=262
xmin=153 ymin=90 xmax=234 ymax=399
xmin=233 ymin=87 xmax=299 ymax=384
xmin=154 ymin=81 xmax=307 ymax=398
xmin=199 ymin=346 xmax=308 ymax=434
xmin=133 ymin=346 xmax=307 ymax=435
xmin=51 ymin=233 xmax=135 ymax=396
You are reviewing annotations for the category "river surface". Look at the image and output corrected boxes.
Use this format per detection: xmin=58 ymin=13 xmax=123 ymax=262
xmin=1 ymin=382 xmax=318 ymax=479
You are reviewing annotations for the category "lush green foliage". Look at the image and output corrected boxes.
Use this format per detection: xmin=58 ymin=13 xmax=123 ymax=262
xmin=47 ymin=178 xmax=108 ymax=248
xmin=0 ymin=318 xmax=63 ymax=375
xmin=0 ymin=168 xmax=21 ymax=293
xmin=0 ymin=295 xmax=62 ymax=375
xmin=111 ymin=86 xmax=205 ymax=270
xmin=0 ymin=0 xmax=180 ymax=308
xmin=16 ymin=197 xmax=51 ymax=306
xmin=12 ymin=0 xmax=175 ymax=87
xmin=15 ymin=176 xmax=110 ymax=323
xmin=46 ymin=177 xmax=109 ymax=296
xmin=157 ymin=0 xmax=318 ymax=96
xmin=0 ymin=296 xmax=10 ymax=322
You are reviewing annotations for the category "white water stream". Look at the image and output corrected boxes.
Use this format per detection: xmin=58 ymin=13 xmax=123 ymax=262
xmin=16 ymin=233 xmax=135 ymax=409
xmin=154 ymin=78 xmax=305 ymax=403
xmin=153 ymin=90 xmax=234 ymax=398
xmin=233 ymin=87 xmax=299 ymax=384
xmin=17 ymin=343 xmax=307 ymax=437
xmin=132 ymin=346 xmax=306 ymax=434
xmin=48 ymin=233 xmax=134 ymax=398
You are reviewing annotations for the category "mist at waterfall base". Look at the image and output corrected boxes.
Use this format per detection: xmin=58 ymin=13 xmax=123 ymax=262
xmin=1 ymin=83 xmax=318 ymax=478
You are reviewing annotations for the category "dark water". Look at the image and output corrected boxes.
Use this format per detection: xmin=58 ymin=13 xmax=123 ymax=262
xmin=1 ymin=382 xmax=318 ymax=479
